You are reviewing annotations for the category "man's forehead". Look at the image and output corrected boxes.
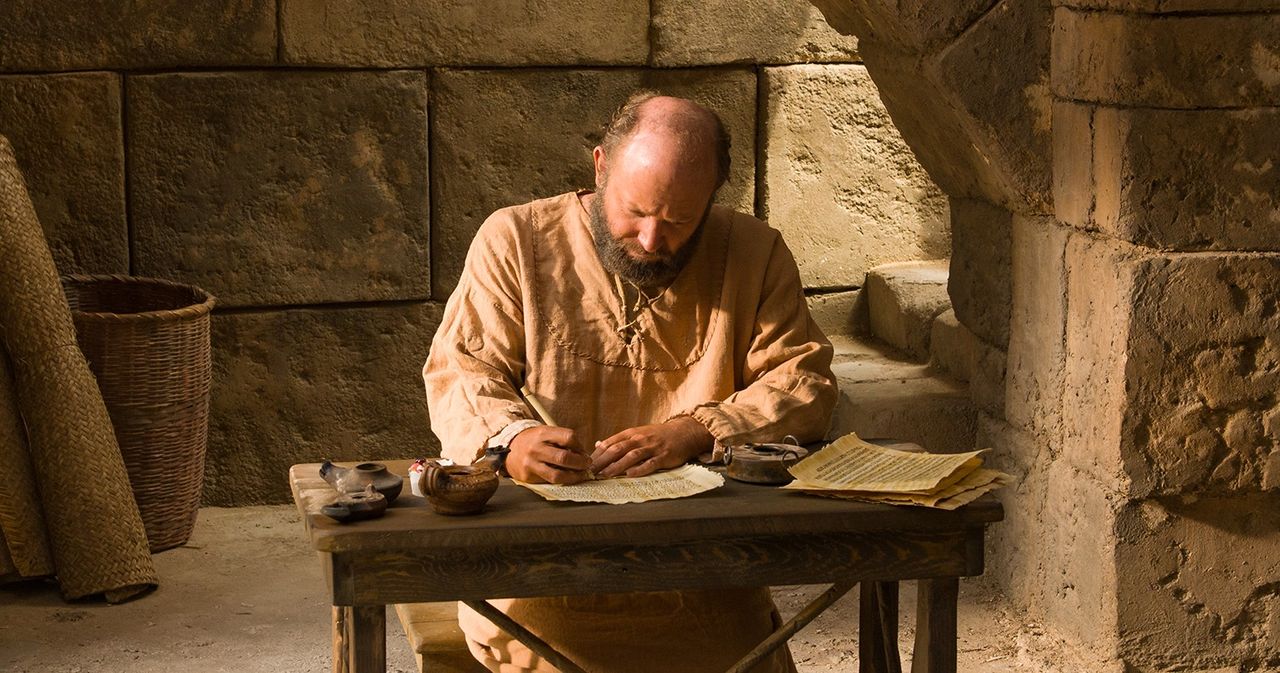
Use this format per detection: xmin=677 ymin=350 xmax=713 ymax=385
xmin=612 ymin=128 xmax=716 ymax=176
xmin=608 ymin=151 xmax=715 ymax=211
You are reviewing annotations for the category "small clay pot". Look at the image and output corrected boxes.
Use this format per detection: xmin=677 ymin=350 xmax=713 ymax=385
xmin=320 ymin=461 xmax=404 ymax=504
xmin=320 ymin=489 xmax=388 ymax=523
xmin=419 ymin=463 xmax=499 ymax=515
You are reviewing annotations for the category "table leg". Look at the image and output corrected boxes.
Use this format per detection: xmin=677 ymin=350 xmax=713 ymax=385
xmin=332 ymin=605 xmax=386 ymax=673
xmin=910 ymin=578 xmax=958 ymax=673
xmin=858 ymin=581 xmax=902 ymax=673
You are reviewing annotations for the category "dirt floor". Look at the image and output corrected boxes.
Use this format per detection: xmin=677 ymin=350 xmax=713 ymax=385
xmin=1 ymin=506 xmax=1062 ymax=673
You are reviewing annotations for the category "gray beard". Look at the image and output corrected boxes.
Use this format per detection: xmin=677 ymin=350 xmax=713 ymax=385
xmin=588 ymin=190 xmax=707 ymax=289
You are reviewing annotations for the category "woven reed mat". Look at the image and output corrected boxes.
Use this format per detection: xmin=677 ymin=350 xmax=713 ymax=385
xmin=0 ymin=529 xmax=16 ymax=578
xmin=0 ymin=134 xmax=156 ymax=602
xmin=0 ymin=527 xmax=15 ymax=576
xmin=0 ymin=345 xmax=53 ymax=578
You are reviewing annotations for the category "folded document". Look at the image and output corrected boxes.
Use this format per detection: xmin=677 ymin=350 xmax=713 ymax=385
xmin=783 ymin=433 xmax=1011 ymax=510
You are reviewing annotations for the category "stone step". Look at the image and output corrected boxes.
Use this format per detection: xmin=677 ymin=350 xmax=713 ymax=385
xmin=806 ymin=289 xmax=870 ymax=338
xmin=865 ymin=259 xmax=951 ymax=361
xmin=827 ymin=337 xmax=976 ymax=454
xmin=928 ymin=308 xmax=978 ymax=382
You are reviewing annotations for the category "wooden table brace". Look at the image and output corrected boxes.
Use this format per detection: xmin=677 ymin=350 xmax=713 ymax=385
xmin=463 ymin=600 xmax=591 ymax=673
xmin=469 ymin=581 xmax=856 ymax=673
xmin=725 ymin=581 xmax=856 ymax=673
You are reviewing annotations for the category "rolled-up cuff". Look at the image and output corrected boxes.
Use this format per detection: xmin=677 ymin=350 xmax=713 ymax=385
xmin=485 ymin=418 xmax=544 ymax=453
xmin=666 ymin=406 xmax=736 ymax=464
xmin=695 ymin=440 xmax=729 ymax=465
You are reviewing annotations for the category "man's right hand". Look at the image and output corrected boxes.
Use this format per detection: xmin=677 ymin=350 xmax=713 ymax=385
xmin=506 ymin=426 xmax=593 ymax=484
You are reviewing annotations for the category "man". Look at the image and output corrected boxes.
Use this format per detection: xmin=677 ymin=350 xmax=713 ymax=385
xmin=423 ymin=92 xmax=837 ymax=673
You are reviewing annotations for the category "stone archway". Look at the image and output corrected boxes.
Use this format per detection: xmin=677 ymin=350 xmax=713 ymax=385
xmin=810 ymin=1 xmax=1280 ymax=670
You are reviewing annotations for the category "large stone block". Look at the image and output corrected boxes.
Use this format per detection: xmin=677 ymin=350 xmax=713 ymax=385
xmin=1116 ymin=493 xmax=1280 ymax=669
xmin=760 ymin=64 xmax=949 ymax=290
xmin=129 ymin=71 xmax=430 ymax=308
xmin=978 ymin=414 xmax=1049 ymax=604
xmin=1005 ymin=215 xmax=1069 ymax=440
xmin=980 ymin=415 xmax=1124 ymax=659
xmin=857 ymin=48 xmax=1006 ymax=206
xmin=932 ymin=0 xmax=1053 ymax=214
xmin=0 ymin=73 xmax=125 ymax=274
xmin=1061 ymin=232 xmax=1135 ymax=490
xmin=1053 ymin=9 xmax=1280 ymax=108
xmin=948 ymin=198 xmax=1012 ymax=348
xmin=205 ymin=302 xmax=443 ymax=505
xmin=1051 ymin=100 xmax=1094 ymax=230
xmin=1086 ymin=107 xmax=1280 ymax=251
xmin=281 ymin=0 xmax=647 ymax=67
xmin=1059 ymin=0 xmax=1280 ymax=9
xmin=431 ymin=68 xmax=756 ymax=298
xmin=864 ymin=260 xmax=950 ymax=360
xmin=0 ymin=1 xmax=274 ymax=71
xmin=651 ymin=0 xmax=858 ymax=66
xmin=1063 ymin=242 xmax=1280 ymax=498
xmin=808 ymin=0 xmax=999 ymax=53
xmin=814 ymin=1 xmax=1053 ymax=215
xmin=1037 ymin=460 xmax=1122 ymax=653
xmin=1122 ymin=253 xmax=1280 ymax=496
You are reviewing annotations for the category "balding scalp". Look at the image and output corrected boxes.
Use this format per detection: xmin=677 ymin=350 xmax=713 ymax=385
xmin=601 ymin=92 xmax=731 ymax=188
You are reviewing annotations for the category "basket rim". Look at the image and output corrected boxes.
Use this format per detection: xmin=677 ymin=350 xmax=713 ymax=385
xmin=62 ymin=273 xmax=216 ymax=322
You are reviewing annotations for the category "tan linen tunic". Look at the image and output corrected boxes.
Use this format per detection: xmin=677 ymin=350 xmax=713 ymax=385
xmin=423 ymin=191 xmax=837 ymax=673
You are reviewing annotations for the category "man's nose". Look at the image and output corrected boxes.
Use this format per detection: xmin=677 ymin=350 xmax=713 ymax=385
xmin=636 ymin=219 xmax=664 ymax=254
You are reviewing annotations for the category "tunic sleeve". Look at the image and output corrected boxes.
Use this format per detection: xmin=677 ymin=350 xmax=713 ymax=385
xmin=680 ymin=235 xmax=838 ymax=447
xmin=423 ymin=210 xmax=533 ymax=463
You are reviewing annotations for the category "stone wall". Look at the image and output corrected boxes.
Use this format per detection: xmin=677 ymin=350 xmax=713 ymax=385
xmin=0 ymin=2 xmax=948 ymax=504
xmin=1054 ymin=5 xmax=1280 ymax=670
xmin=814 ymin=0 xmax=1280 ymax=670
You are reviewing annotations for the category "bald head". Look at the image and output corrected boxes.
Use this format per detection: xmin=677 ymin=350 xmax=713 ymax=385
xmin=599 ymin=92 xmax=731 ymax=189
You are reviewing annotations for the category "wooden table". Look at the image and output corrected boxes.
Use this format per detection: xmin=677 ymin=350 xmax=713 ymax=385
xmin=290 ymin=460 xmax=1003 ymax=673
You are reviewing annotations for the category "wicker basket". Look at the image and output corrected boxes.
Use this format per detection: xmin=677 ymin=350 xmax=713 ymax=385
xmin=62 ymin=274 xmax=216 ymax=553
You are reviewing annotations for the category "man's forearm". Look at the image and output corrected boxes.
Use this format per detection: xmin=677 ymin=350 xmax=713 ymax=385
xmin=680 ymin=367 xmax=837 ymax=449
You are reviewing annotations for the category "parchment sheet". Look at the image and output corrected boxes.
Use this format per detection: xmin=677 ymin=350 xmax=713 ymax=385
xmin=515 ymin=464 xmax=724 ymax=504
xmin=805 ymin=468 xmax=1012 ymax=510
xmin=784 ymin=433 xmax=985 ymax=493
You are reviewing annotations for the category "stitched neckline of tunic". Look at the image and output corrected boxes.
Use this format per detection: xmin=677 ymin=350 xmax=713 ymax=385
xmin=528 ymin=191 xmax=729 ymax=371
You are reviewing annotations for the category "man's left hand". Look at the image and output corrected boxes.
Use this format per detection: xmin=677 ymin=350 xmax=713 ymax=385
xmin=591 ymin=417 xmax=714 ymax=479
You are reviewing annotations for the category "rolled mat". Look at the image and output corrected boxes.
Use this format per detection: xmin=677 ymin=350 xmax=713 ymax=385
xmin=0 ymin=528 xmax=13 ymax=576
xmin=0 ymin=345 xmax=54 ymax=578
xmin=0 ymin=134 xmax=157 ymax=601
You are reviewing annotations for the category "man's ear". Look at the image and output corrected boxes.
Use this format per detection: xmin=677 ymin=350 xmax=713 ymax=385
xmin=592 ymin=146 xmax=607 ymax=190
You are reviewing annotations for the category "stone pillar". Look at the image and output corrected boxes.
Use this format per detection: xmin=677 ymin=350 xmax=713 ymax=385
xmin=812 ymin=1 xmax=1280 ymax=669
xmin=1053 ymin=3 xmax=1280 ymax=670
